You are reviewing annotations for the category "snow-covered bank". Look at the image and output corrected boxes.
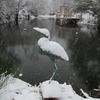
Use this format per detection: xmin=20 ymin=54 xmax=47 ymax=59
xmin=0 ymin=75 xmax=41 ymax=100
xmin=38 ymin=15 xmax=56 ymax=19
xmin=0 ymin=75 xmax=100 ymax=100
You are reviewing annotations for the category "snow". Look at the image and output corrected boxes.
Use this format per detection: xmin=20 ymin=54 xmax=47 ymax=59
xmin=72 ymin=13 xmax=82 ymax=19
xmin=78 ymin=12 xmax=97 ymax=25
xmin=19 ymin=73 xmax=23 ymax=77
xmin=33 ymin=27 xmax=50 ymax=38
xmin=0 ymin=76 xmax=100 ymax=100
xmin=40 ymin=80 xmax=62 ymax=98
xmin=94 ymin=89 xmax=100 ymax=91
xmin=38 ymin=37 xmax=69 ymax=61
xmin=38 ymin=15 xmax=56 ymax=19
xmin=40 ymin=81 xmax=86 ymax=100
xmin=30 ymin=15 xmax=36 ymax=20
xmin=0 ymin=75 xmax=42 ymax=100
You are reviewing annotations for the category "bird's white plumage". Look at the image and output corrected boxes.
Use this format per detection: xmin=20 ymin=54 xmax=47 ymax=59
xmin=38 ymin=37 xmax=69 ymax=61
xmin=33 ymin=27 xmax=69 ymax=61
xmin=33 ymin=27 xmax=50 ymax=38
xmin=34 ymin=27 xmax=69 ymax=81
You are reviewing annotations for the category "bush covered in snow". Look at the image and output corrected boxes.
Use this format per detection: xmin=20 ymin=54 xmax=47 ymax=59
xmin=78 ymin=11 xmax=97 ymax=25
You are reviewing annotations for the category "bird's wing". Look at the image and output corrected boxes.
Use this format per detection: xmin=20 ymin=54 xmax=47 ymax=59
xmin=40 ymin=41 xmax=69 ymax=61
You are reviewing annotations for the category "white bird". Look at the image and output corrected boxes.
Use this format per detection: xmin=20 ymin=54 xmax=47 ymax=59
xmin=33 ymin=27 xmax=69 ymax=81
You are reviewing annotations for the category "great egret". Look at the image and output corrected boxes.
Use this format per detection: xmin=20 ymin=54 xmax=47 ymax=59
xmin=33 ymin=27 xmax=69 ymax=81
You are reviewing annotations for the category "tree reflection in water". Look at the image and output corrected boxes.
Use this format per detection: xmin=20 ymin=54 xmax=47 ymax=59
xmin=72 ymin=26 xmax=100 ymax=95
xmin=0 ymin=26 xmax=20 ymax=75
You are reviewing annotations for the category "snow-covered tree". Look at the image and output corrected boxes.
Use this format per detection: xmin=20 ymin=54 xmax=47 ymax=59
xmin=0 ymin=1 xmax=8 ymax=24
xmin=75 ymin=0 xmax=95 ymax=12
xmin=75 ymin=0 xmax=100 ymax=15
xmin=0 ymin=0 xmax=25 ymax=24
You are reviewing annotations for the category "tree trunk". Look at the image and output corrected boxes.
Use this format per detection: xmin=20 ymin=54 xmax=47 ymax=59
xmin=15 ymin=13 xmax=19 ymax=25
xmin=28 ymin=14 xmax=30 ymax=20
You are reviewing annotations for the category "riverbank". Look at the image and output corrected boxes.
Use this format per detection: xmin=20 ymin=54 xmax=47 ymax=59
xmin=0 ymin=75 xmax=100 ymax=100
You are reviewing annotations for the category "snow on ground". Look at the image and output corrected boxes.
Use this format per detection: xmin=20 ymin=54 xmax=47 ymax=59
xmin=0 ymin=75 xmax=42 ymax=100
xmin=0 ymin=75 xmax=100 ymax=100
xmin=18 ymin=73 xmax=23 ymax=77
xmin=40 ymin=80 xmax=100 ymax=100
xmin=38 ymin=15 xmax=56 ymax=19
xmin=40 ymin=80 xmax=62 ymax=98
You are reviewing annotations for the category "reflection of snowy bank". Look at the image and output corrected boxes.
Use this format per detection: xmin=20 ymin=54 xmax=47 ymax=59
xmin=0 ymin=75 xmax=100 ymax=100
xmin=18 ymin=9 xmax=98 ymax=26
xmin=37 ymin=15 xmax=56 ymax=19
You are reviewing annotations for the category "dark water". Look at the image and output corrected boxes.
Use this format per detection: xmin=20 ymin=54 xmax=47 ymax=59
xmin=0 ymin=19 xmax=100 ymax=96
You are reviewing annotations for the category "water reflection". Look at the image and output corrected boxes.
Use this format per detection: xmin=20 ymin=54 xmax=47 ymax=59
xmin=80 ymin=25 xmax=97 ymax=39
xmin=0 ymin=27 xmax=19 ymax=75
xmin=0 ymin=19 xmax=100 ymax=96
xmin=72 ymin=24 xmax=100 ymax=93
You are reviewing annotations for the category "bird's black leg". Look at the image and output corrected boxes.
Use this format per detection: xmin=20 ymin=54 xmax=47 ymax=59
xmin=49 ymin=62 xmax=58 ymax=83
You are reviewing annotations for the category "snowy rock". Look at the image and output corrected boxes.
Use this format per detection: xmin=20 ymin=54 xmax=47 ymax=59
xmin=60 ymin=83 xmax=84 ymax=100
xmin=40 ymin=80 xmax=62 ymax=98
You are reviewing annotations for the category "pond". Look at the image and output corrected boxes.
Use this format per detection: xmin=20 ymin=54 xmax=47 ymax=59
xmin=0 ymin=18 xmax=100 ymax=96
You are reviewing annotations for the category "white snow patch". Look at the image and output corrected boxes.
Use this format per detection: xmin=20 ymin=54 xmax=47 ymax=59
xmin=0 ymin=76 xmax=100 ymax=100
xmin=33 ymin=27 xmax=50 ymax=38
xmin=40 ymin=80 xmax=100 ymax=100
xmin=78 ymin=12 xmax=97 ymax=25
xmin=0 ymin=76 xmax=42 ymax=100
xmin=19 ymin=73 xmax=23 ymax=77
xmin=40 ymin=80 xmax=62 ymax=98
xmin=38 ymin=15 xmax=56 ymax=19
